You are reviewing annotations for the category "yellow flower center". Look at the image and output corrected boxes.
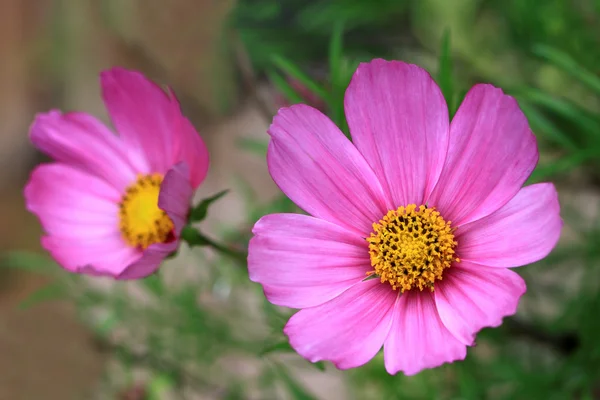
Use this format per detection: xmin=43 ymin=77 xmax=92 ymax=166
xmin=118 ymin=174 xmax=174 ymax=249
xmin=367 ymin=204 xmax=459 ymax=292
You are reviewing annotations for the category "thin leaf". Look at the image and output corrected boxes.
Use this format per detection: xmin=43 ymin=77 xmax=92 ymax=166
xmin=189 ymin=190 xmax=229 ymax=222
xmin=528 ymin=147 xmax=600 ymax=182
xmin=437 ymin=29 xmax=455 ymax=116
xmin=267 ymin=70 xmax=305 ymax=105
xmin=19 ymin=282 xmax=64 ymax=309
xmin=1 ymin=251 xmax=57 ymax=273
xmin=237 ymin=137 xmax=268 ymax=157
xmin=518 ymin=101 xmax=579 ymax=151
xmin=327 ymin=20 xmax=349 ymax=135
xmin=534 ymin=44 xmax=600 ymax=96
xmin=271 ymin=54 xmax=328 ymax=101
xmin=142 ymin=274 xmax=164 ymax=296
xmin=260 ymin=340 xmax=293 ymax=356
xmin=313 ymin=361 xmax=326 ymax=372
xmin=328 ymin=19 xmax=345 ymax=89
xmin=516 ymin=89 xmax=600 ymax=134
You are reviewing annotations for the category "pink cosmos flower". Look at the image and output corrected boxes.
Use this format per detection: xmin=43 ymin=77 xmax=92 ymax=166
xmin=24 ymin=68 xmax=209 ymax=280
xmin=248 ymin=59 xmax=562 ymax=375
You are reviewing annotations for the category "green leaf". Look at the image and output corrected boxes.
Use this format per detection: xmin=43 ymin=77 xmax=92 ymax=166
xmin=437 ymin=29 xmax=455 ymax=117
xmin=237 ymin=137 xmax=269 ymax=157
xmin=271 ymin=54 xmax=328 ymax=101
xmin=1 ymin=251 xmax=57 ymax=273
xmin=267 ymin=69 xmax=306 ymax=105
xmin=313 ymin=361 xmax=326 ymax=371
xmin=19 ymin=282 xmax=64 ymax=309
xmin=515 ymin=88 xmax=600 ymax=134
xmin=328 ymin=19 xmax=345 ymax=88
xmin=518 ymin=101 xmax=579 ymax=151
xmin=327 ymin=20 xmax=350 ymax=136
xmin=260 ymin=340 xmax=293 ymax=356
xmin=189 ymin=190 xmax=229 ymax=222
xmin=534 ymin=44 xmax=600 ymax=96
xmin=180 ymin=225 xmax=211 ymax=247
xmin=528 ymin=147 xmax=600 ymax=182
xmin=142 ymin=273 xmax=164 ymax=296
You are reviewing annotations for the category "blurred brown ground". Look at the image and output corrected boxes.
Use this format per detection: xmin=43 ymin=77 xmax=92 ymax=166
xmin=0 ymin=0 xmax=248 ymax=398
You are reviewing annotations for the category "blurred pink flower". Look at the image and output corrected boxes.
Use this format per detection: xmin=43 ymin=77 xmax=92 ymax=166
xmin=24 ymin=68 xmax=209 ymax=279
xmin=248 ymin=59 xmax=562 ymax=375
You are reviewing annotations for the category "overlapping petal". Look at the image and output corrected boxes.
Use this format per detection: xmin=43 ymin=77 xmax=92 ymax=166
xmin=345 ymin=59 xmax=449 ymax=207
xmin=101 ymin=68 xmax=177 ymax=174
xmin=435 ymin=262 xmax=526 ymax=346
xmin=24 ymin=163 xmax=141 ymax=274
xmin=29 ymin=111 xmax=139 ymax=192
xmin=383 ymin=290 xmax=467 ymax=375
xmin=267 ymin=104 xmax=389 ymax=235
xmin=285 ymin=279 xmax=397 ymax=369
xmin=248 ymin=213 xmax=370 ymax=308
xmin=456 ymin=183 xmax=562 ymax=267
xmin=428 ymin=84 xmax=538 ymax=226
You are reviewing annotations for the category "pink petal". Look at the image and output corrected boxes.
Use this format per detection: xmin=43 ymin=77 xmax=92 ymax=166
xmin=24 ymin=163 xmax=121 ymax=237
xmin=29 ymin=110 xmax=138 ymax=192
xmin=456 ymin=183 xmax=562 ymax=267
xmin=267 ymin=104 xmax=388 ymax=236
xmin=435 ymin=261 xmax=526 ymax=346
xmin=167 ymin=88 xmax=210 ymax=188
xmin=158 ymin=162 xmax=193 ymax=236
xmin=384 ymin=290 xmax=467 ymax=376
xmin=284 ymin=279 xmax=397 ymax=369
xmin=24 ymin=163 xmax=140 ymax=275
xmin=248 ymin=213 xmax=371 ymax=308
xmin=117 ymin=241 xmax=179 ymax=280
xmin=345 ymin=59 xmax=449 ymax=207
xmin=43 ymin=235 xmax=140 ymax=275
xmin=101 ymin=67 xmax=175 ymax=174
xmin=428 ymin=84 xmax=538 ymax=226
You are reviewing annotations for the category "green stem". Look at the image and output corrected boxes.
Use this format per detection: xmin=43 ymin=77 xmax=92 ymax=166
xmin=181 ymin=226 xmax=247 ymax=264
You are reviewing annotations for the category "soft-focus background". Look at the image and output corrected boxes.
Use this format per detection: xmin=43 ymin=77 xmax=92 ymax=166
xmin=2 ymin=0 xmax=600 ymax=399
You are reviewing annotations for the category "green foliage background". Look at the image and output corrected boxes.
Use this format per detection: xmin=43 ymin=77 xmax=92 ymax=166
xmin=7 ymin=0 xmax=600 ymax=398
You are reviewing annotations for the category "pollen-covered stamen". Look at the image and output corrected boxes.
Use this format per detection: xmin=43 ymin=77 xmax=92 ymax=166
xmin=367 ymin=204 xmax=459 ymax=292
xmin=118 ymin=173 xmax=174 ymax=249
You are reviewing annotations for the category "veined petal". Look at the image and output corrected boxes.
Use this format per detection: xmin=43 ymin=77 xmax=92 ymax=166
xmin=267 ymin=104 xmax=388 ymax=236
xmin=284 ymin=279 xmax=397 ymax=369
xmin=24 ymin=163 xmax=140 ymax=275
xmin=248 ymin=213 xmax=370 ymax=308
xmin=345 ymin=59 xmax=449 ymax=207
xmin=43 ymin=234 xmax=140 ymax=275
xmin=25 ymin=163 xmax=121 ymax=237
xmin=456 ymin=183 xmax=562 ymax=268
xmin=29 ymin=111 xmax=138 ymax=192
xmin=384 ymin=290 xmax=466 ymax=376
xmin=101 ymin=67 xmax=175 ymax=174
xmin=429 ymin=84 xmax=538 ymax=226
xmin=435 ymin=262 xmax=526 ymax=346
